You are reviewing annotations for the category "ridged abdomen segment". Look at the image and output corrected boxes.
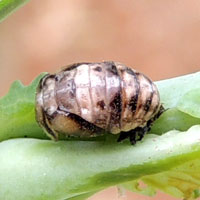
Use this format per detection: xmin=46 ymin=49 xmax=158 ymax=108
xmin=36 ymin=61 xmax=161 ymax=138
xmin=117 ymin=64 xmax=139 ymax=132
xmin=117 ymin=63 xmax=161 ymax=132
xmin=104 ymin=62 xmax=121 ymax=133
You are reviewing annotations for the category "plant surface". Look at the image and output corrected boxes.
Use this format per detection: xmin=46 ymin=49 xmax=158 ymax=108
xmin=1 ymin=72 xmax=200 ymax=200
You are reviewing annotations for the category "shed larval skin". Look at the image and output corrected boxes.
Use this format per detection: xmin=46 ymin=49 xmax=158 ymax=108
xmin=36 ymin=61 xmax=163 ymax=144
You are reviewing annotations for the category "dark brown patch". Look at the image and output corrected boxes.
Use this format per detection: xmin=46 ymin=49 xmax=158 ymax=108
xmin=129 ymin=95 xmax=138 ymax=112
xmin=55 ymin=76 xmax=59 ymax=82
xmin=125 ymin=67 xmax=135 ymax=76
xmin=62 ymin=62 xmax=91 ymax=72
xmin=128 ymin=71 xmax=140 ymax=112
xmin=44 ymin=110 xmax=58 ymax=121
xmin=38 ymin=79 xmax=43 ymax=91
xmin=69 ymin=90 xmax=75 ymax=98
xmin=105 ymin=62 xmax=118 ymax=76
xmin=109 ymin=92 xmax=122 ymax=130
xmin=144 ymin=105 xmax=165 ymax=135
xmin=151 ymin=103 xmax=164 ymax=121
xmin=55 ymin=107 xmax=105 ymax=135
xmin=144 ymin=98 xmax=153 ymax=112
xmin=142 ymin=75 xmax=154 ymax=114
xmin=66 ymin=112 xmax=105 ymax=135
xmin=94 ymin=66 xmax=102 ymax=72
xmin=41 ymin=109 xmax=58 ymax=140
xmin=38 ymin=74 xmax=51 ymax=90
xmin=156 ymin=104 xmax=165 ymax=118
xmin=44 ymin=74 xmax=55 ymax=84
xmin=97 ymin=100 xmax=105 ymax=110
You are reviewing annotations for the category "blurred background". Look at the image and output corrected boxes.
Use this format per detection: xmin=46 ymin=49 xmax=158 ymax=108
xmin=0 ymin=0 xmax=200 ymax=199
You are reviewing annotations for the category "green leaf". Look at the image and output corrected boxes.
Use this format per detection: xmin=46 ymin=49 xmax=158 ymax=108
xmin=0 ymin=0 xmax=30 ymax=23
xmin=1 ymin=125 xmax=200 ymax=200
xmin=150 ymin=108 xmax=200 ymax=135
xmin=177 ymin=88 xmax=200 ymax=119
xmin=155 ymin=72 xmax=200 ymax=109
xmin=0 ymin=73 xmax=47 ymax=141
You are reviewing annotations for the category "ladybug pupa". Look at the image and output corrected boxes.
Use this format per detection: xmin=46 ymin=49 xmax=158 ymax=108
xmin=36 ymin=61 xmax=164 ymax=144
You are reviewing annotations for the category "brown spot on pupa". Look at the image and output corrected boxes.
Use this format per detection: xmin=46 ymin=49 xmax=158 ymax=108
xmin=109 ymin=92 xmax=122 ymax=129
xmin=128 ymin=71 xmax=140 ymax=112
xmin=144 ymin=98 xmax=152 ymax=112
xmin=97 ymin=100 xmax=105 ymax=110
xmin=63 ymin=62 xmax=91 ymax=72
xmin=125 ymin=67 xmax=135 ymax=75
xmin=129 ymin=95 xmax=138 ymax=112
xmin=105 ymin=62 xmax=118 ymax=76
xmin=69 ymin=90 xmax=75 ymax=98
xmin=64 ymin=112 xmax=104 ymax=135
xmin=94 ymin=66 xmax=102 ymax=72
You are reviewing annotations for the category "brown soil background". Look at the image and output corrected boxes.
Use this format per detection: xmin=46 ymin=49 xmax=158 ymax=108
xmin=1 ymin=0 xmax=200 ymax=199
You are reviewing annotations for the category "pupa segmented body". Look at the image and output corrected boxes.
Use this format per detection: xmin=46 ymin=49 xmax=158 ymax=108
xmin=36 ymin=61 xmax=164 ymax=144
